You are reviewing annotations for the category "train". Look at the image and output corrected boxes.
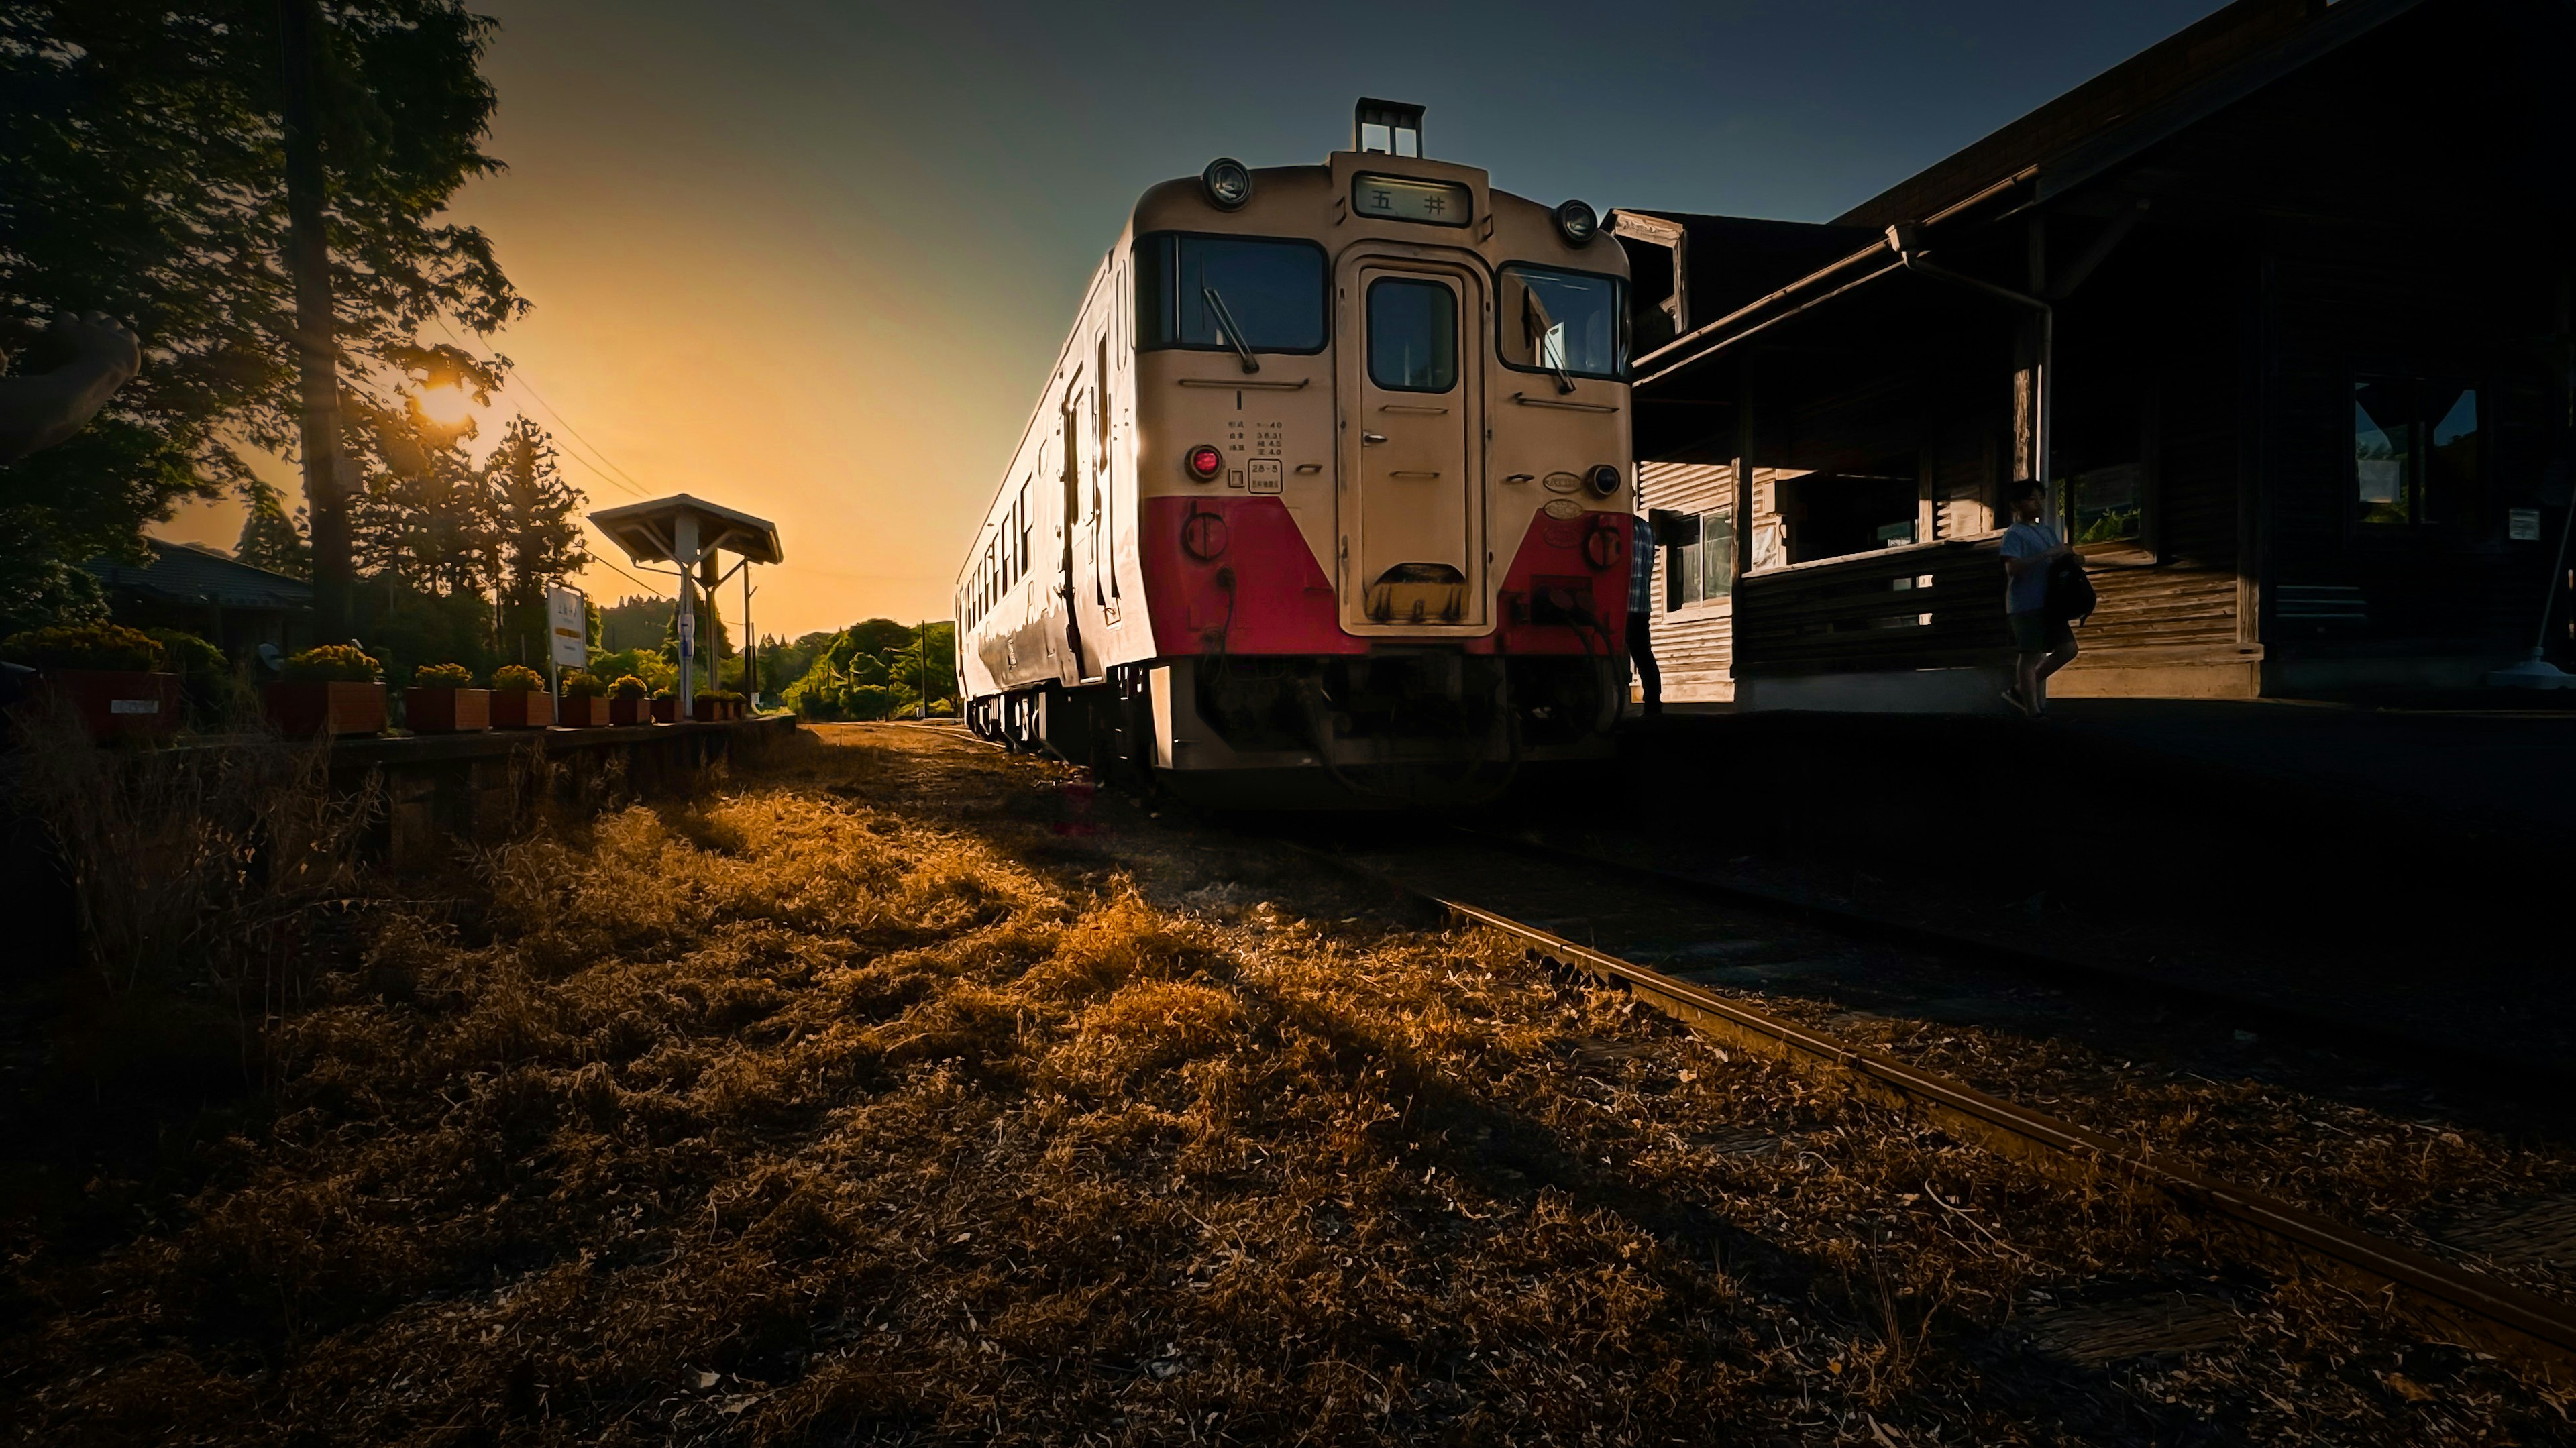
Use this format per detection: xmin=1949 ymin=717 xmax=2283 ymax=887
xmin=955 ymin=100 xmax=1635 ymax=805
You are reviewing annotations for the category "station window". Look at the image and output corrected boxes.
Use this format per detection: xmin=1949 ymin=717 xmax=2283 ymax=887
xmin=1498 ymin=265 xmax=1628 ymax=381
xmin=1783 ymin=472 xmax=1919 ymax=564
xmin=1367 ymin=277 xmax=1458 ymax=392
xmin=1136 ymin=234 xmax=1328 ymax=355
xmin=1663 ymin=510 xmax=1734 ymax=610
xmin=2065 ymin=462 xmax=2145 ymax=545
xmin=2355 ymin=376 xmax=2481 ymax=527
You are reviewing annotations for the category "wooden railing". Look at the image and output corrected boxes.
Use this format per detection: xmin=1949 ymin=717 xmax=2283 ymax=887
xmin=1735 ymin=539 xmax=2010 ymax=677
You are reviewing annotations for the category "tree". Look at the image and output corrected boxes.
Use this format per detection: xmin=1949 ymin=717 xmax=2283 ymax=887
xmin=486 ymin=415 xmax=584 ymax=662
xmin=0 ymin=1 xmax=522 ymax=631
xmin=233 ymin=479 xmax=311 ymax=579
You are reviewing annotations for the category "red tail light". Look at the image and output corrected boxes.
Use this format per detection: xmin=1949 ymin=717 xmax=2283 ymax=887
xmin=1185 ymin=445 xmax=1225 ymax=482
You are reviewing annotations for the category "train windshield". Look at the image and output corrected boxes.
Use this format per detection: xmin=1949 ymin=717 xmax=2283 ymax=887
xmin=1136 ymin=235 xmax=1328 ymax=355
xmin=1498 ymin=265 xmax=1627 ymax=380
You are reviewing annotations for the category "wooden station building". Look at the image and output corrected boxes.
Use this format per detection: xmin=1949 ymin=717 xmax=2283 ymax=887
xmin=1619 ymin=0 xmax=2576 ymax=708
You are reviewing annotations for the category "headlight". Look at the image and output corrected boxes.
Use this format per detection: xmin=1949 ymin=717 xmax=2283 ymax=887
xmin=1585 ymin=463 xmax=1620 ymax=498
xmin=1202 ymin=158 xmax=1253 ymax=211
xmin=1185 ymin=444 xmax=1225 ymax=482
xmin=1555 ymin=199 xmax=1599 ymax=246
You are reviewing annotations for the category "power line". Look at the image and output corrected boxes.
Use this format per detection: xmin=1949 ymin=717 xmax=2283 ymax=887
xmin=501 ymin=364 xmax=659 ymax=498
xmin=429 ymin=317 xmax=654 ymax=500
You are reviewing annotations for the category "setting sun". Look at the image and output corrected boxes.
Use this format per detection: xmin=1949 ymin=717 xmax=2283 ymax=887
xmin=415 ymin=382 xmax=473 ymax=428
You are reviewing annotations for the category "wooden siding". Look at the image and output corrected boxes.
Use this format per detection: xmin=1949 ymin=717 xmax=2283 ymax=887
xmin=1638 ymin=461 xmax=1735 ymax=702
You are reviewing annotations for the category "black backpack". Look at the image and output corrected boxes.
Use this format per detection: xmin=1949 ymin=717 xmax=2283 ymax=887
xmin=2047 ymin=553 xmax=2096 ymax=625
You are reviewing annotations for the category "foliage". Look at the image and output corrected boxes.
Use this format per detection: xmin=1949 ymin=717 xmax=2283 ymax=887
xmin=0 ymin=0 xmax=521 ymax=633
xmin=586 ymin=645 xmax=674 ymax=695
xmin=609 ymin=673 xmax=647 ymax=701
xmin=1 ymin=622 xmax=162 ymax=672
xmin=348 ymin=579 xmax=492 ymax=687
xmin=559 ymin=669 xmax=602 ymax=700
xmin=280 ymin=643 xmax=379 ymax=683
xmin=489 ymin=663 xmax=543 ymax=693
xmin=233 ymin=481 xmax=311 ymax=580
xmin=597 ymin=594 xmax=669 ymax=653
xmin=781 ymin=619 xmax=957 ymax=720
xmin=144 ymin=627 xmax=227 ymax=681
xmin=413 ymin=661 xmax=474 ymax=688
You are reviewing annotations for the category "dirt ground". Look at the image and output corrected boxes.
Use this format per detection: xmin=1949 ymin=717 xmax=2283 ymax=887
xmin=6 ymin=723 xmax=2571 ymax=1445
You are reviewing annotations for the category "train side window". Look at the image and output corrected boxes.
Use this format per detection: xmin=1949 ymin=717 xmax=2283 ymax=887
xmin=1367 ymin=278 xmax=1457 ymax=392
xmin=1136 ymin=233 xmax=1328 ymax=355
xmin=1497 ymin=265 xmax=1628 ymax=380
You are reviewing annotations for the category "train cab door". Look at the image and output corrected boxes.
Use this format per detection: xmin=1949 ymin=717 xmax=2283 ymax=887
xmin=1340 ymin=259 xmax=1484 ymax=632
xmin=1062 ymin=378 xmax=1107 ymax=683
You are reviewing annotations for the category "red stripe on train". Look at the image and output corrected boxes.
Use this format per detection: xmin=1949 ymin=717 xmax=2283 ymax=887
xmin=1139 ymin=496 xmax=1632 ymax=657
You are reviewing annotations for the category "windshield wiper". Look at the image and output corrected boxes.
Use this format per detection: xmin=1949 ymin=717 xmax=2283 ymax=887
xmin=1201 ymin=285 xmax=1260 ymax=374
xmin=1523 ymin=288 xmax=1576 ymax=395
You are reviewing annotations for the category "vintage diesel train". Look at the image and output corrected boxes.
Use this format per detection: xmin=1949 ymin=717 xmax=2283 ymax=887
xmin=955 ymin=102 xmax=1634 ymax=804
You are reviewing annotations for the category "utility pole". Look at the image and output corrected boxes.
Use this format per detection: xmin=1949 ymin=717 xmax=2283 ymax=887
xmin=918 ymin=621 xmax=928 ymax=719
xmin=278 ymin=0 xmax=352 ymax=640
xmin=743 ymin=567 xmax=757 ymax=708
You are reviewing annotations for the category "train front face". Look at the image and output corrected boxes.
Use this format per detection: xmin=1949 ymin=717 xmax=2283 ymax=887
xmin=1129 ymin=144 xmax=1635 ymax=803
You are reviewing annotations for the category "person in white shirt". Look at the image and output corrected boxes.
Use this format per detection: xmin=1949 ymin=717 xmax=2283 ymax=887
xmin=1998 ymin=479 xmax=2076 ymax=716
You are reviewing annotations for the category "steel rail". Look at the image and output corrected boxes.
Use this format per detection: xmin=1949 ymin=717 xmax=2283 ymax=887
xmin=1376 ymin=879 xmax=2576 ymax=1381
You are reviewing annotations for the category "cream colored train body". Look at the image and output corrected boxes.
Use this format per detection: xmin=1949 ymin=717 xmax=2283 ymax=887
xmin=955 ymin=107 xmax=1635 ymax=805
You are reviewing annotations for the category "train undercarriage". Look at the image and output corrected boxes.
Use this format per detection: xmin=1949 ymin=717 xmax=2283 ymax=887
xmin=965 ymin=651 xmax=1623 ymax=808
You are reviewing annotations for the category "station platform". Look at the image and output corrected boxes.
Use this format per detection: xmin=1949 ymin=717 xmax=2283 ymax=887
xmin=1493 ymin=698 xmax=2576 ymax=1080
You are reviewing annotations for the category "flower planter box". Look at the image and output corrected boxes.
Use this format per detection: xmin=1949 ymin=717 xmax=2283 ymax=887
xmin=490 ymin=690 xmax=553 ymax=730
xmin=266 ymin=681 xmax=387 ymax=738
xmin=561 ymin=695 xmax=611 ymax=727
xmin=650 ymin=697 xmax=678 ymax=723
xmin=405 ymin=686 xmax=490 ymax=734
xmin=692 ymin=696 xmax=726 ymax=722
xmin=32 ymin=669 xmax=183 ymax=742
xmin=610 ymin=697 xmax=649 ymax=726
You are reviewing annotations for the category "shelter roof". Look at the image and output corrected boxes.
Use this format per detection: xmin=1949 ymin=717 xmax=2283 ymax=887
xmin=588 ymin=494 xmax=784 ymax=567
xmin=87 ymin=540 xmax=313 ymax=612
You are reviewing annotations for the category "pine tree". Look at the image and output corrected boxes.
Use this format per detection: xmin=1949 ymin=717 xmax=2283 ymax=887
xmin=486 ymin=416 xmax=586 ymax=661
xmin=234 ymin=480 xmax=311 ymax=579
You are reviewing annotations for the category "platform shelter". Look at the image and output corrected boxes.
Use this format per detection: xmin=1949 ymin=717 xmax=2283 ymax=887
xmin=588 ymin=494 xmax=783 ymax=711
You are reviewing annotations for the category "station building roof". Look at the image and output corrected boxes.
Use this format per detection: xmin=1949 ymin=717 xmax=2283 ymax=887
xmin=86 ymin=539 xmax=313 ymax=613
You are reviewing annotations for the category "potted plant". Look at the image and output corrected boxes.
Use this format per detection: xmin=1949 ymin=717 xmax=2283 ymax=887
xmin=608 ymin=673 xmax=651 ymax=726
xmin=692 ymin=687 xmax=727 ymax=722
xmin=267 ymin=643 xmax=386 ymax=737
xmin=650 ymin=687 xmax=678 ymax=724
xmin=490 ymin=663 xmax=553 ymax=729
xmin=1 ymin=622 xmax=183 ymax=741
xmin=405 ymin=661 xmax=488 ymax=734
xmin=559 ymin=669 xmax=610 ymax=727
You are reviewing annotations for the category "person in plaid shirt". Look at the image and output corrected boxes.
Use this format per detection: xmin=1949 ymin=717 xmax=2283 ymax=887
xmin=1628 ymin=510 xmax=1662 ymax=715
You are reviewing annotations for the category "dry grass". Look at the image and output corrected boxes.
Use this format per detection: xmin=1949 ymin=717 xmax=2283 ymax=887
xmin=5 ymin=726 xmax=2571 ymax=1445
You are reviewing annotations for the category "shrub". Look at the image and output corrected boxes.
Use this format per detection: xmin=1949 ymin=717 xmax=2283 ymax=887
xmin=415 ymin=662 xmax=476 ymax=688
xmin=1 ymin=622 xmax=163 ymax=673
xmin=610 ymin=674 xmax=648 ymax=700
xmin=280 ymin=644 xmax=380 ymax=683
xmin=144 ymin=628 xmax=227 ymax=679
xmin=560 ymin=669 xmax=604 ymax=700
xmin=651 ymin=687 xmax=674 ymax=702
xmin=492 ymin=664 xmax=545 ymax=694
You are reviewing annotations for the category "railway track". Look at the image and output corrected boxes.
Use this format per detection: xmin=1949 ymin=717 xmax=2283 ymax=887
xmin=1281 ymin=837 xmax=2576 ymax=1385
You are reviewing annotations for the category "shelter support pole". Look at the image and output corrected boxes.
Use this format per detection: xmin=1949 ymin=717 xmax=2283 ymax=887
xmin=700 ymin=555 xmax=721 ymax=695
xmin=674 ymin=512 xmax=700 ymax=714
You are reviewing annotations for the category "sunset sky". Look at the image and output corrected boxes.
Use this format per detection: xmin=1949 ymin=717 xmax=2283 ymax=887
xmin=157 ymin=0 xmax=2222 ymax=640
